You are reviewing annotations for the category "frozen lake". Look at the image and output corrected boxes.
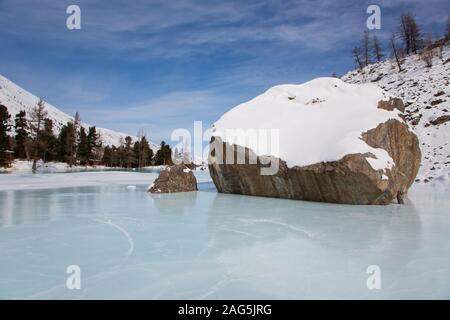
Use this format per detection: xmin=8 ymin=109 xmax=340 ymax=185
xmin=0 ymin=171 xmax=449 ymax=299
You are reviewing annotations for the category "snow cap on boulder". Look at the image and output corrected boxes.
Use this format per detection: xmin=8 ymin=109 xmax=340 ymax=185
xmin=209 ymin=77 xmax=421 ymax=205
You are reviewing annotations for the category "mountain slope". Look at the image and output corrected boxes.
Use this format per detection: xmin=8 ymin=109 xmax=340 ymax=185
xmin=342 ymin=44 xmax=450 ymax=182
xmin=0 ymin=74 xmax=157 ymax=149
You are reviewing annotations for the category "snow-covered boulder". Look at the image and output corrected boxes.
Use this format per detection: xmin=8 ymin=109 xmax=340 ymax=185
xmin=148 ymin=165 xmax=198 ymax=193
xmin=208 ymin=78 xmax=421 ymax=205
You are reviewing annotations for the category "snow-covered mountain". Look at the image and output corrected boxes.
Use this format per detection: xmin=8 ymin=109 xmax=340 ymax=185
xmin=342 ymin=44 xmax=450 ymax=182
xmin=0 ymin=74 xmax=157 ymax=149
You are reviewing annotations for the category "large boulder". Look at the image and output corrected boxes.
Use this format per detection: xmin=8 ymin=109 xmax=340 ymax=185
xmin=208 ymin=78 xmax=421 ymax=205
xmin=148 ymin=165 xmax=198 ymax=193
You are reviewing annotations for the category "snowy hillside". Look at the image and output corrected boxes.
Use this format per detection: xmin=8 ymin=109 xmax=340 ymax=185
xmin=342 ymin=44 xmax=450 ymax=182
xmin=0 ymin=74 xmax=156 ymax=149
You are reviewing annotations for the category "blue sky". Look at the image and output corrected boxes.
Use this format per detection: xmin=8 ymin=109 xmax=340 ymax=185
xmin=0 ymin=0 xmax=448 ymax=144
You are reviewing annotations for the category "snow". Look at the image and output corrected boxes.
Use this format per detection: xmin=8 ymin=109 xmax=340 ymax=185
xmin=183 ymin=168 xmax=191 ymax=173
xmin=213 ymin=77 xmax=399 ymax=171
xmin=0 ymin=160 xmax=113 ymax=174
xmin=342 ymin=44 xmax=450 ymax=182
xmin=0 ymin=74 xmax=158 ymax=150
xmin=0 ymin=174 xmax=449 ymax=299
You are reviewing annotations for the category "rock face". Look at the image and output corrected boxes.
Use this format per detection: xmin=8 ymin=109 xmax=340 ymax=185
xmin=148 ymin=165 xmax=198 ymax=193
xmin=209 ymin=119 xmax=420 ymax=205
xmin=208 ymin=78 xmax=421 ymax=205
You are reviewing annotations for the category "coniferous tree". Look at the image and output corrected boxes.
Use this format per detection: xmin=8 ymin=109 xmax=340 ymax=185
xmin=77 ymin=127 xmax=89 ymax=165
xmin=66 ymin=112 xmax=81 ymax=167
xmin=141 ymin=136 xmax=154 ymax=166
xmin=39 ymin=118 xmax=57 ymax=162
xmin=14 ymin=111 xmax=29 ymax=159
xmin=56 ymin=123 xmax=69 ymax=162
xmin=123 ymin=136 xmax=134 ymax=168
xmin=57 ymin=121 xmax=77 ymax=165
xmin=87 ymin=126 xmax=101 ymax=164
xmin=29 ymin=99 xmax=48 ymax=172
xmin=0 ymin=105 xmax=12 ymax=167
xmin=102 ymin=146 xmax=114 ymax=167
xmin=155 ymin=141 xmax=172 ymax=165
xmin=113 ymin=145 xmax=121 ymax=167
xmin=132 ymin=141 xmax=141 ymax=168
xmin=132 ymin=130 xmax=153 ymax=168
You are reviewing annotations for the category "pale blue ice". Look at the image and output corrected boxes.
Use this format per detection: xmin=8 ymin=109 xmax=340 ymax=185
xmin=0 ymin=171 xmax=449 ymax=299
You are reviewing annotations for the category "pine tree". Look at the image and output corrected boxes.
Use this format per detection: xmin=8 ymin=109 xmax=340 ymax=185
xmin=141 ymin=136 xmax=153 ymax=166
xmin=372 ymin=35 xmax=384 ymax=62
xmin=14 ymin=111 xmax=29 ymax=159
xmin=133 ymin=141 xmax=141 ymax=168
xmin=155 ymin=141 xmax=172 ymax=165
xmin=56 ymin=123 xmax=69 ymax=162
xmin=102 ymin=146 xmax=114 ymax=167
xmin=87 ymin=126 xmax=101 ymax=165
xmin=56 ymin=121 xmax=76 ymax=165
xmin=124 ymin=136 xmax=134 ymax=168
xmin=132 ymin=130 xmax=153 ymax=168
xmin=77 ymin=127 xmax=89 ymax=165
xmin=39 ymin=118 xmax=57 ymax=162
xmin=29 ymin=99 xmax=48 ymax=172
xmin=67 ymin=112 xmax=81 ymax=167
xmin=112 ymin=146 xmax=120 ymax=167
xmin=0 ymin=105 xmax=12 ymax=167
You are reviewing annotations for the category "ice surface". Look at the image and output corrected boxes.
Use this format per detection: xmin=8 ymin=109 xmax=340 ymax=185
xmin=0 ymin=171 xmax=449 ymax=299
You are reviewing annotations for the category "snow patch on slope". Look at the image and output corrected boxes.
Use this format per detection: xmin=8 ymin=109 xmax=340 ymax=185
xmin=213 ymin=77 xmax=399 ymax=171
xmin=342 ymin=44 xmax=450 ymax=181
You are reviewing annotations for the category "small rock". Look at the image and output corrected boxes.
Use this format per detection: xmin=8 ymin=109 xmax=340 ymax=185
xmin=430 ymin=115 xmax=450 ymax=126
xmin=430 ymin=99 xmax=445 ymax=106
xmin=377 ymin=98 xmax=405 ymax=112
xmin=148 ymin=164 xmax=198 ymax=193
